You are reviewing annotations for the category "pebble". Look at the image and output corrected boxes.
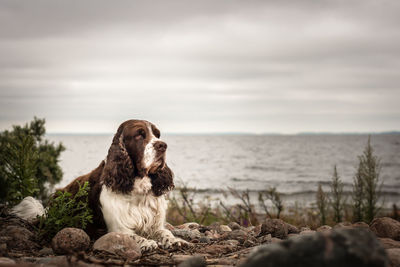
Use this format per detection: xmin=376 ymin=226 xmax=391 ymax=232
xmin=51 ymin=228 xmax=90 ymax=255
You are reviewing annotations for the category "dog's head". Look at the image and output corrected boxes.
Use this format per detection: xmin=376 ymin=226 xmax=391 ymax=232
xmin=102 ymin=119 xmax=174 ymax=195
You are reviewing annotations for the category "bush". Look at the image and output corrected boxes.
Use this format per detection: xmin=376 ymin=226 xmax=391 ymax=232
xmin=0 ymin=117 xmax=65 ymax=204
xmin=316 ymin=183 xmax=328 ymax=225
xmin=330 ymin=165 xmax=345 ymax=223
xmin=37 ymin=181 xmax=93 ymax=241
xmin=358 ymin=136 xmax=382 ymax=223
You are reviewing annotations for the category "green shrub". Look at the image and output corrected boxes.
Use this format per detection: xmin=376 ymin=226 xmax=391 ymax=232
xmin=0 ymin=117 xmax=65 ymax=204
xmin=316 ymin=183 xmax=328 ymax=225
xmin=330 ymin=165 xmax=345 ymax=223
xmin=37 ymin=181 xmax=93 ymax=241
xmin=358 ymin=136 xmax=382 ymax=223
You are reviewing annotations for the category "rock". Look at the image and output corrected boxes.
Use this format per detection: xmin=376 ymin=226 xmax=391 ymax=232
xmin=288 ymin=233 xmax=299 ymax=238
xmin=202 ymin=244 xmax=235 ymax=255
xmin=252 ymin=224 xmax=262 ymax=236
xmin=271 ymin=237 xmax=283 ymax=243
xmin=370 ymin=217 xmax=400 ymax=241
xmin=172 ymin=229 xmax=202 ymax=241
xmin=240 ymin=228 xmax=389 ymax=267
xmin=228 ymin=222 xmax=241 ymax=230
xmin=178 ymin=255 xmax=206 ymax=267
xmin=244 ymin=239 xmax=256 ymax=247
xmin=93 ymin=232 xmax=141 ymax=260
xmin=176 ymin=222 xmax=200 ymax=230
xmin=300 ymin=226 xmax=311 ymax=231
xmin=0 ymin=225 xmax=39 ymax=251
xmin=299 ymin=230 xmax=316 ymax=235
xmin=333 ymin=222 xmax=352 ymax=228
xmin=38 ymin=247 xmax=54 ymax=256
xmin=220 ymin=239 xmax=240 ymax=246
xmin=0 ymin=257 xmax=16 ymax=265
xmin=352 ymin=221 xmax=369 ymax=229
xmin=222 ymin=230 xmax=248 ymax=243
xmin=199 ymin=236 xmax=211 ymax=243
xmin=258 ymin=234 xmax=272 ymax=244
xmin=51 ymin=228 xmax=90 ymax=255
xmin=387 ymin=248 xmax=400 ymax=267
xmin=219 ymin=225 xmax=232 ymax=232
xmin=316 ymin=225 xmax=332 ymax=233
xmin=205 ymin=230 xmax=220 ymax=240
xmin=378 ymin=238 xmax=400 ymax=249
xmin=285 ymin=223 xmax=300 ymax=234
xmin=260 ymin=219 xmax=288 ymax=239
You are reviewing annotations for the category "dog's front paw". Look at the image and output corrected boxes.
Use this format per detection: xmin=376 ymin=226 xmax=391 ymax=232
xmin=160 ymin=237 xmax=191 ymax=250
xmin=139 ymin=239 xmax=158 ymax=253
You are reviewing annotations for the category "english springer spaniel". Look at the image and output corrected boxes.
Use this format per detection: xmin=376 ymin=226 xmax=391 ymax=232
xmin=12 ymin=119 xmax=187 ymax=252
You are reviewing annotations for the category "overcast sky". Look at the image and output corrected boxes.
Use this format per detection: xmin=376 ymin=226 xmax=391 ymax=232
xmin=0 ymin=0 xmax=399 ymax=134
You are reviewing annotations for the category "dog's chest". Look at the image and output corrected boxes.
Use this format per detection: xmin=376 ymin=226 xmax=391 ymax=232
xmin=100 ymin=184 xmax=167 ymax=235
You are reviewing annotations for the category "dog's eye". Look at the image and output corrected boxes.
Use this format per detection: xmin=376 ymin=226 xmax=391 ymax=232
xmin=135 ymin=129 xmax=146 ymax=140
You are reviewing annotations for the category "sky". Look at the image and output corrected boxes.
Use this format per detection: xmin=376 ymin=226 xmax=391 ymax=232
xmin=0 ymin=0 xmax=399 ymax=134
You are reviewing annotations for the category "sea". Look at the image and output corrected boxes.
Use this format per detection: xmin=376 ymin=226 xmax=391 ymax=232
xmin=47 ymin=134 xmax=400 ymax=208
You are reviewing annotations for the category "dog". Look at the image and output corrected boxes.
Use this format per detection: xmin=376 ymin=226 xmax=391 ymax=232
xmin=12 ymin=119 xmax=187 ymax=252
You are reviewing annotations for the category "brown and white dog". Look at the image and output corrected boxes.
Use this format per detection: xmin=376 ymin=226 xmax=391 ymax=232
xmin=12 ymin=119 xmax=187 ymax=252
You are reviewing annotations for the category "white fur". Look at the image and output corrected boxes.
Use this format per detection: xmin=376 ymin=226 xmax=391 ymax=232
xmin=143 ymin=125 xmax=160 ymax=169
xmin=11 ymin=196 xmax=45 ymax=221
xmin=99 ymin=177 xmax=186 ymax=252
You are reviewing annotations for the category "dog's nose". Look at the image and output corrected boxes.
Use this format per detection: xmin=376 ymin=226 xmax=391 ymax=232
xmin=154 ymin=141 xmax=167 ymax=152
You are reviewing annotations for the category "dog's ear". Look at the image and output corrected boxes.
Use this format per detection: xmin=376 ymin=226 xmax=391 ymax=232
xmin=148 ymin=164 xmax=175 ymax=196
xmin=101 ymin=124 xmax=135 ymax=193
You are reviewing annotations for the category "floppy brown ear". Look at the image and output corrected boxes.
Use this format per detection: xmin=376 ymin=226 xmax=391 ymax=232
xmin=101 ymin=124 xmax=135 ymax=194
xmin=148 ymin=164 xmax=175 ymax=196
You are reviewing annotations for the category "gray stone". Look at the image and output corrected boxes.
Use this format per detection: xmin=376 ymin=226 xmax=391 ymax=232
xmin=387 ymin=248 xmax=400 ymax=267
xmin=240 ymin=228 xmax=389 ymax=267
xmin=370 ymin=217 xmax=400 ymax=241
xmin=178 ymin=255 xmax=206 ymax=267
xmin=51 ymin=228 xmax=90 ymax=255
xmin=223 ymin=229 xmax=248 ymax=243
xmin=378 ymin=238 xmax=400 ymax=249
xmin=219 ymin=225 xmax=232 ymax=232
xmin=0 ymin=225 xmax=39 ymax=251
xmin=93 ymin=232 xmax=141 ymax=260
xmin=172 ymin=229 xmax=202 ymax=241
xmin=38 ymin=247 xmax=54 ymax=256
xmin=198 ymin=236 xmax=211 ymax=243
xmin=228 ymin=222 xmax=241 ymax=230
xmin=316 ymin=225 xmax=332 ymax=233
xmin=261 ymin=219 xmax=288 ymax=239
xmin=285 ymin=223 xmax=300 ymax=234
xmin=0 ymin=257 xmax=15 ymax=265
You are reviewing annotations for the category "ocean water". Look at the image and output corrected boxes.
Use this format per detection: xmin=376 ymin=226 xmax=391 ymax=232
xmin=47 ymin=134 xmax=400 ymax=207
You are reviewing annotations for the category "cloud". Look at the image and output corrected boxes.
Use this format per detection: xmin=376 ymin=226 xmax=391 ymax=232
xmin=0 ymin=0 xmax=399 ymax=133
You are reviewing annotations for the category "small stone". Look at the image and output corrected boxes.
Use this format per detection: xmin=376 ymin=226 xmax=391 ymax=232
xmin=51 ymin=228 xmax=90 ymax=255
xmin=370 ymin=217 xmax=400 ymax=241
xmin=378 ymin=238 xmax=400 ymax=249
xmin=333 ymin=222 xmax=352 ymax=228
xmin=219 ymin=225 xmax=232 ymax=232
xmin=299 ymin=230 xmax=316 ymax=235
xmin=220 ymin=239 xmax=240 ymax=246
xmin=0 ymin=257 xmax=15 ymax=265
xmin=93 ymin=232 xmax=141 ymax=260
xmin=252 ymin=224 xmax=262 ymax=236
xmin=258 ymin=234 xmax=272 ymax=244
xmin=223 ymin=230 xmax=248 ymax=243
xmin=271 ymin=237 xmax=283 ymax=243
xmin=316 ymin=225 xmax=332 ymax=233
xmin=228 ymin=222 xmax=241 ymax=230
xmin=286 ymin=223 xmax=300 ymax=234
xmin=199 ymin=236 xmax=211 ymax=243
xmin=172 ymin=229 xmax=201 ymax=241
xmin=178 ymin=255 xmax=206 ymax=267
xmin=387 ymin=248 xmax=400 ymax=267
xmin=38 ymin=247 xmax=54 ymax=256
xmin=243 ymin=239 xmax=256 ymax=247
xmin=176 ymin=222 xmax=200 ymax=230
xmin=300 ymin=227 xmax=311 ymax=232
xmin=352 ymin=222 xmax=369 ymax=229
xmin=261 ymin=219 xmax=288 ymax=239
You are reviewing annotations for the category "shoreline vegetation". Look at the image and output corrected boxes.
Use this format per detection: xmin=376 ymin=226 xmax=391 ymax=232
xmin=0 ymin=118 xmax=399 ymax=266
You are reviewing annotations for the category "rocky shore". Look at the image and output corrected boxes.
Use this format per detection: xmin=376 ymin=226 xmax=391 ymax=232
xmin=0 ymin=214 xmax=399 ymax=266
